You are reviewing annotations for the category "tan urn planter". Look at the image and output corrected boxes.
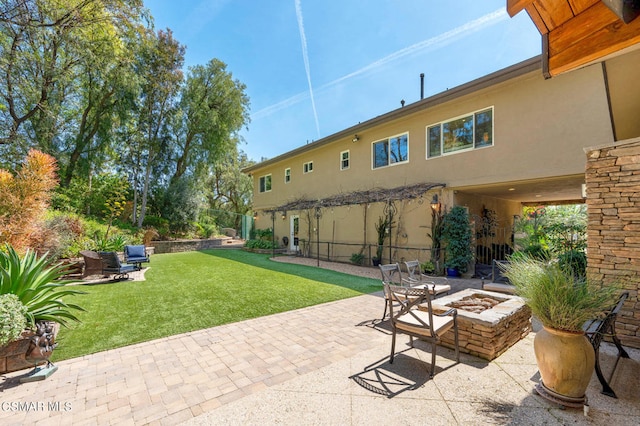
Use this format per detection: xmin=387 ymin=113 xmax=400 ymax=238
xmin=533 ymin=326 xmax=595 ymax=406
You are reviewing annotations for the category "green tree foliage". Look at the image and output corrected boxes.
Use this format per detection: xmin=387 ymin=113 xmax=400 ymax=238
xmin=205 ymin=150 xmax=254 ymax=230
xmin=154 ymin=176 xmax=202 ymax=234
xmin=1 ymin=1 xmax=253 ymax=238
xmin=514 ymin=205 xmax=587 ymax=276
xmin=128 ymin=28 xmax=185 ymax=228
xmin=171 ymin=59 xmax=250 ymax=183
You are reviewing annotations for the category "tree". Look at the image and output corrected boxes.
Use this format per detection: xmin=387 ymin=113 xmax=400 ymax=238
xmin=128 ymin=28 xmax=184 ymax=227
xmin=0 ymin=0 xmax=144 ymax=154
xmin=205 ymin=149 xmax=254 ymax=230
xmin=58 ymin=1 xmax=145 ymax=187
xmin=170 ymin=59 xmax=250 ymax=184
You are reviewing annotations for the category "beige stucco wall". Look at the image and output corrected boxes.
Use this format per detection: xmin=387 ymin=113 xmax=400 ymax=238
xmin=248 ymin=51 xmax=638 ymax=265
xmin=251 ymin=61 xmax=613 ymax=212
xmin=606 ymin=48 xmax=640 ymax=141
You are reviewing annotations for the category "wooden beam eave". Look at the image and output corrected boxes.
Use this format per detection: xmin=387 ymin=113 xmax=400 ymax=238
xmin=507 ymin=0 xmax=536 ymax=17
xmin=548 ymin=2 xmax=640 ymax=76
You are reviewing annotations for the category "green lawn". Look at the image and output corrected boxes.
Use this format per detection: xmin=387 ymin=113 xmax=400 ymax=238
xmin=52 ymin=250 xmax=381 ymax=361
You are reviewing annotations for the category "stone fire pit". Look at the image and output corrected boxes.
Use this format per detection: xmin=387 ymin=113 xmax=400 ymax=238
xmin=420 ymin=289 xmax=532 ymax=360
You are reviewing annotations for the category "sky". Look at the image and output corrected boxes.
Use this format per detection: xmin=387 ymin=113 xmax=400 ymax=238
xmin=143 ymin=0 xmax=542 ymax=163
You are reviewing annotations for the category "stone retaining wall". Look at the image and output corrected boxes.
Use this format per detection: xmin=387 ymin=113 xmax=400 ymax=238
xmin=585 ymin=137 xmax=640 ymax=348
xmin=150 ymin=239 xmax=225 ymax=254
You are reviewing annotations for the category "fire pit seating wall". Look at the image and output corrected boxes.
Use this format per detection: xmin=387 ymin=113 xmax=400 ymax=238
xmin=420 ymin=289 xmax=532 ymax=360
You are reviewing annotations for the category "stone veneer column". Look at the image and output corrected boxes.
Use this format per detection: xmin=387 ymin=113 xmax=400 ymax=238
xmin=585 ymin=137 xmax=640 ymax=348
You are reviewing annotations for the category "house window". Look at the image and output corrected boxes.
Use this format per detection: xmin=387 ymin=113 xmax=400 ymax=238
xmin=303 ymin=161 xmax=313 ymax=174
xmin=427 ymin=107 xmax=493 ymax=158
xmin=340 ymin=150 xmax=350 ymax=170
xmin=372 ymin=133 xmax=408 ymax=169
xmin=259 ymin=174 xmax=271 ymax=193
xmin=284 ymin=168 xmax=291 ymax=183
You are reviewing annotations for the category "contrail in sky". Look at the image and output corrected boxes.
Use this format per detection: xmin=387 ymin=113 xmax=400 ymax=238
xmin=295 ymin=0 xmax=321 ymax=137
xmin=252 ymin=8 xmax=508 ymax=121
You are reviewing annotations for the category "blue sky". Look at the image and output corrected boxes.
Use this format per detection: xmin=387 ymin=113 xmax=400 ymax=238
xmin=143 ymin=1 xmax=541 ymax=162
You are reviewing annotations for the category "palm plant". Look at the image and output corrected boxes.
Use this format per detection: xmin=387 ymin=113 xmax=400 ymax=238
xmin=0 ymin=245 xmax=85 ymax=329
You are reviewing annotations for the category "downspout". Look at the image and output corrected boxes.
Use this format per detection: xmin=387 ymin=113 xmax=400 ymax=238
xmin=601 ymin=62 xmax=618 ymax=142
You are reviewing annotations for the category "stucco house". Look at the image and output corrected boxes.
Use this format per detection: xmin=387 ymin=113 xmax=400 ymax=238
xmin=243 ymin=47 xmax=640 ymax=347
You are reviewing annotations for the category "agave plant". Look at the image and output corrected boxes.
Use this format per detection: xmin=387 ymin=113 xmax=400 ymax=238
xmin=0 ymin=245 xmax=85 ymax=328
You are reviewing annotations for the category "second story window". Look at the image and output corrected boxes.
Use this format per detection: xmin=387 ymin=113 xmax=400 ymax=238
xmin=427 ymin=107 xmax=493 ymax=158
xmin=259 ymin=174 xmax=272 ymax=193
xmin=373 ymin=133 xmax=408 ymax=169
xmin=303 ymin=161 xmax=313 ymax=174
xmin=340 ymin=150 xmax=350 ymax=170
xmin=284 ymin=168 xmax=291 ymax=183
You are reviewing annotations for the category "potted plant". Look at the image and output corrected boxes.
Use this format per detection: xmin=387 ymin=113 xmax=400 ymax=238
xmin=372 ymin=216 xmax=391 ymax=266
xmin=441 ymin=206 xmax=473 ymax=276
xmin=501 ymin=257 xmax=619 ymax=406
xmin=420 ymin=260 xmax=435 ymax=275
xmin=0 ymin=245 xmax=85 ymax=374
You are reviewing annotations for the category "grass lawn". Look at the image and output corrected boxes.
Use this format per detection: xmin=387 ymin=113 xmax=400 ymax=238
xmin=52 ymin=249 xmax=381 ymax=361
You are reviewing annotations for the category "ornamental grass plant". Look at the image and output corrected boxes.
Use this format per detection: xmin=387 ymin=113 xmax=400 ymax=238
xmin=500 ymin=257 xmax=619 ymax=333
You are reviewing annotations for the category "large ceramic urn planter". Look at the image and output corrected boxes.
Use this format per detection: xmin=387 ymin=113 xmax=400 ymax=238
xmin=533 ymin=326 xmax=595 ymax=407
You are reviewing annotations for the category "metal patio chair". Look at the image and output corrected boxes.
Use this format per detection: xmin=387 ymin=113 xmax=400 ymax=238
xmin=404 ymin=260 xmax=451 ymax=298
xmin=385 ymin=283 xmax=460 ymax=378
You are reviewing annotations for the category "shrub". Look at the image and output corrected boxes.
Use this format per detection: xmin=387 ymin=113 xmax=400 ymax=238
xmin=244 ymin=239 xmax=278 ymax=249
xmin=0 ymin=294 xmax=27 ymax=346
xmin=0 ymin=150 xmax=58 ymax=252
xmin=558 ymin=249 xmax=587 ymax=278
xmin=143 ymin=215 xmax=170 ymax=239
xmin=441 ymin=206 xmax=473 ymax=272
xmin=350 ymin=253 xmax=364 ymax=265
xmin=92 ymin=232 xmax=128 ymax=252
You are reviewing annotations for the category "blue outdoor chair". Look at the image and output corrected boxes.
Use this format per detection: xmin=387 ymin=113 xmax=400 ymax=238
xmin=98 ymin=251 xmax=138 ymax=281
xmin=124 ymin=245 xmax=150 ymax=270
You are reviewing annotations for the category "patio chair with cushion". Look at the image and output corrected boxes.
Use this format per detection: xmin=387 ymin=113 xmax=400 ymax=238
xmin=124 ymin=245 xmax=150 ymax=270
xmin=98 ymin=251 xmax=138 ymax=281
xmin=403 ymin=260 xmax=451 ymax=298
xmin=379 ymin=263 xmax=414 ymax=320
xmin=385 ymin=283 xmax=460 ymax=378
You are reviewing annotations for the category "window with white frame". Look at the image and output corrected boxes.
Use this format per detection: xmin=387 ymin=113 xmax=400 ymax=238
xmin=303 ymin=161 xmax=313 ymax=174
xmin=284 ymin=168 xmax=291 ymax=183
xmin=427 ymin=107 xmax=493 ymax=158
xmin=259 ymin=174 xmax=272 ymax=193
xmin=372 ymin=133 xmax=408 ymax=169
xmin=340 ymin=150 xmax=350 ymax=170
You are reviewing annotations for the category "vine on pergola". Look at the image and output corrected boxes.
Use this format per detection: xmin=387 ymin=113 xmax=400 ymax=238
xmin=262 ymin=182 xmax=446 ymax=214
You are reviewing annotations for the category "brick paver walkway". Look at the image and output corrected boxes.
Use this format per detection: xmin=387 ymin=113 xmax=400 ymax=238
xmin=0 ymin=292 xmax=388 ymax=425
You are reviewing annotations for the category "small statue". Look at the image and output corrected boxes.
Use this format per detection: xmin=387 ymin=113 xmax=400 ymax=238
xmin=25 ymin=321 xmax=57 ymax=367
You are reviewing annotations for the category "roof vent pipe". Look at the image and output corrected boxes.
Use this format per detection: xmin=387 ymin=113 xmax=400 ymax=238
xmin=420 ymin=73 xmax=424 ymax=100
